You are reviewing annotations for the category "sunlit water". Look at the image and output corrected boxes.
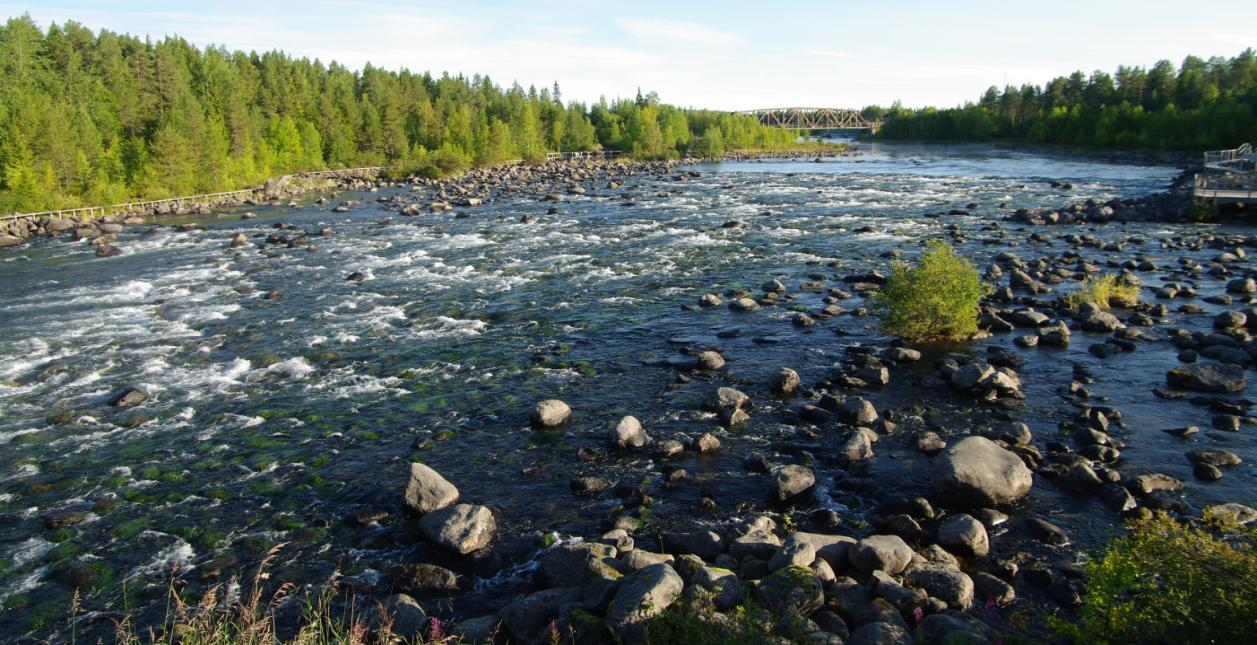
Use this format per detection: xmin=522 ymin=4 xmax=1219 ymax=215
xmin=1 ymin=142 xmax=1251 ymax=638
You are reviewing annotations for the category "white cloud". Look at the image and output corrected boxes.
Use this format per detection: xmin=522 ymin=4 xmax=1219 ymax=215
xmin=1212 ymin=34 xmax=1257 ymax=46
xmin=810 ymin=49 xmax=855 ymax=59
xmin=616 ymin=18 xmax=742 ymax=45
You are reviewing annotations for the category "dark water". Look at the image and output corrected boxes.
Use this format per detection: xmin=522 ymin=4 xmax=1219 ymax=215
xmin=1 ymin=142 xmax=1251 ymax=638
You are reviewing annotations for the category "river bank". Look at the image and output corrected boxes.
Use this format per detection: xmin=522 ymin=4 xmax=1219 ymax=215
xmin=1 ymin=142 xmax=1253 ymax=643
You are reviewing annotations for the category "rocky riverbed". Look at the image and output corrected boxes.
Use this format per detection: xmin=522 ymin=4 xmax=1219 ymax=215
xmin=1 ymin=143 xmax=1254 ymax=643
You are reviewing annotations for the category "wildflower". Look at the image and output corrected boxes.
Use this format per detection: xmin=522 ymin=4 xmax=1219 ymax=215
xmin=427 ymin=616 xmax=445 ymax=642
xmin=913 ymin=606 xmax=924 ymax=624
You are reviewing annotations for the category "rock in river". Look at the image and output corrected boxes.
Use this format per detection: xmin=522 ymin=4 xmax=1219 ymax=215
xmin=404 ymin=462 xmax=459 ymax=513
xmin=610 ymin=415 xmax=651 ymax=449
xmin=532 ymin=399 xmax=572 ymax=428
xmin=418 ymin=504 xmax=496 ymax=554
xmin=1165 ymin=363 xmax=1246 ymax=393
xmin=932 ymin=436 xmax=1034 ymax=506
xmin=772 ymin=464 xmax=816 ymax=501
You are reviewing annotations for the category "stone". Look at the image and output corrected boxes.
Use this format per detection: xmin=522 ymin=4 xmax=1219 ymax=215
xmin=905 ymin=565 xmax=974 ymax=610
xmin=403 ymin=463 xmax=460 ymax=514
xmin=729 ymin=297 xmax=760 ymax=312
xmin=1166 ymin=363 xmax=1246 ymax=393
xmin=693 ymin=432 xmax=721 ymax=453
xmin=769 ymin=541 xmax=817 ymax=571
xmin=532 ymin=399 xmax=572 ymax=428
xmin=757 ymin=565 xmax=825 ymax=615
xmin=381 ymin=594 xmax=427 ymax=638
xmin=850 ymin=535 xmax=914 ymax=575
xmin=973 ymin=571 xmax=1016 ymax=606
xmin=605 ymin=564 xmax=683 ymax=638
xmin=772 ymin=465 xmax=816 ymax=501
xmin=1205 ymin=503 xmax=1257 ymax=524
xmin=839 ymin=397 xmax=879 ymax=424
xmin=692 ymin=565 xmax=741 ymax=609
xmin=784 ymin=532 xmax=857 ymax=572
xmin=418 ymin=504 xmax=495 ymax=554
xmin=536 ymin=542 xmax=619 ymax=587
xmin=848 ymin=621 xmax=913 ymax=645
xmin=936 ymin=513 xmax=989 ymax=558
xmin=611 ymin=415 xmax=651 ymax=449
xmin=499 ymin=587 xmax=582 ymax=643
xmin=108 ymin=385 xmax=148 ymax=408
xmin=392 ymin=563 xmax=460 ymax=593
xmin=772 ymin=367 xmax=802 ymax=395
xmin=1187 ymin=449 xmax=1242 ymax=468
xmin=932 ymin=436 xmax=1034 ymax=506
xmin=696 ymin=350 xmax=725 ymax=370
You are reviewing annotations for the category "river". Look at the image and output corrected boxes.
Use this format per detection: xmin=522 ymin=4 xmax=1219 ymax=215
xmin=1 ymin=142 xmax=1249 ymax=640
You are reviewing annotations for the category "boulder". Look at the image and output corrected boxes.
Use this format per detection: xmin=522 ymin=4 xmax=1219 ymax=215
xmin=532 ymin=399 xmax=572 ymax=428
xmin=936 ymin=513 xmax=989 ymax=558
xmin=757 ymin=565 xmax=825 ymax=615
xmin=418 ymin=504 xmax=495 ymax=554
xmin=610 ymin=415 xmax=651 ymax=449
xmin=605 ymin=564 xmax=683 ymax=639
xmin=849 ymin=535 xmax=914 ymax=575
xmin=932 ymin=436 xmax=1034 ymax=506
xmin=848 ymin=621 xmax=913 ymax=645
xmin=499 ymin=587 xmax=582 ymax=643
xmin=403 ymin=462 xmax=460 ymax=513
xmin=905 ymin=565 xmax=974 ymax=610
xmin=772 ymin=367 xmax=802 ymax=395
xmin=536 ymin=542 xmax=619 ymax=587
xmin=108 ymin=385 xmax=148 ymax=408
xmin=1165 ymin=363 xmax=1246 ymax=393
xmin=772 ymin=465 xmax=816 ymax=501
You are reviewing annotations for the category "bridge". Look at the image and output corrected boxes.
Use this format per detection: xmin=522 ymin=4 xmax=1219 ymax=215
xmin=1195 ymin=143 xmax=1256 ymax=206
xmin=739 ymin=107 xmax=882 ymax=132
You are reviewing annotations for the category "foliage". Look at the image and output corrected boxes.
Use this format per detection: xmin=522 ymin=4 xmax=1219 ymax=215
xmin=871 ymin=240 xmax=992 ymax=340
xmin=0 ymin=16 xmax=807 ymax=212
xmin=643 ymin=593 xmax=774 ymax=645
xmin=877 ymin=49 xmax=1257 ymax=149
xmin=1063 ymin=274 xmax=1140 ymax=310
xmin=100 ymin=543 xmax=462 ymax=645
xmin=1056 ymin=512 xmax=1257 ymax=644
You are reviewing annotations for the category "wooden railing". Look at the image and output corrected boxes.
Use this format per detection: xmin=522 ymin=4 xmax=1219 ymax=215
xmin=1194 ymin=173 xmax=1257 ymax=203
xmin=1204 ymin=143 xmax=1254 ymax=170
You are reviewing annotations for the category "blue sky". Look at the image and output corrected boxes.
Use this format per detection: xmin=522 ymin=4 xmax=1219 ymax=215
xmin=4 ymin=0 xmax=1255 ymax=109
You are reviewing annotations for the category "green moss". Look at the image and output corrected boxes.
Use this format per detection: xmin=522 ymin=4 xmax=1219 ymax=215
xmin=206 ymin=488 xmax=231 ymax=501
xmin=42 ymin=541 xmax=83 ymax=562
xmin=47 ymin=527 xmax=75 ymax=543
xmin=112 ymin=518 xmax=149 ymax=539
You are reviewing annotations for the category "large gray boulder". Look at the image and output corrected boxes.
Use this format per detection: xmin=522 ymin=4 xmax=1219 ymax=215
xmin=606 ymin=563 xmax=683 ymax=640
xmin=849 ymin=535 xmax=914 ymax=575
xmin=403 ymin=462 xmax=459 ymax=513
xmin=772 ymin=465 xmax=816 ymax=501
xmin=933 ymin=436 xmax=1033 ymax=506
xmin=936 ymin=513 xmax=989 ymax=558
xmin=905 ymin=565 xmax=975 ymax=610
xmin=1166 ymin=363 xmax=1246 ymax=393
xmin=610 ymin=415 xmax=651 ymax=449
xmin=418 ymin=504 xmax=495 ymax=554
xmin=498 ymin=587 xmax=582 ymax=643
xmin=532 ymin=399 xmax=572 ymax=428
xmin=757 ymin=565 xmax=825 ymax=615
xmin=535 ymin=542 xmax=619 ymax=587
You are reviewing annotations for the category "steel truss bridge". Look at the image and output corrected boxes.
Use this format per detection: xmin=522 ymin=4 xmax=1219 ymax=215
xmin=739 ymin=107 xmax=882 ymax=132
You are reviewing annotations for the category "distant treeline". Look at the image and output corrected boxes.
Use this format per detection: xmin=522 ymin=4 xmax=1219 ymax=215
xmin=0 ymin=16 xmax=804 ymax=213
xmin=871 ymin=50 xmax=1257 ymax=150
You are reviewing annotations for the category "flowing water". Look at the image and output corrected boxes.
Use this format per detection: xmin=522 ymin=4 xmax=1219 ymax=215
xmin=0 ymin=142 xmax=1251 ymax=639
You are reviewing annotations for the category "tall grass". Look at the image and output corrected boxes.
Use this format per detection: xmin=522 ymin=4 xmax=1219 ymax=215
xmin=1063 ymin=274 xmax=1140 ymax=311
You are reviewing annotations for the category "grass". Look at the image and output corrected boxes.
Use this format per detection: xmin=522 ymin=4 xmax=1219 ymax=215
xmin=1055 ymin=512 xmax=1257 ymax=644
xmin=93 ymin=543 xmax=467 ymax=645
xmin=1063 ymin=274 xmax=1140 ymax=311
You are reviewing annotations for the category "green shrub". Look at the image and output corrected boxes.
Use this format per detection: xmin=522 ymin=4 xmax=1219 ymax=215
xmin=1057 ymin=512 xmax=1257 ymax=644
xmin=871 ymin=239 xmax=992 ymax=340
xmin=1063 ymin=274 xmax=1140 ymax=311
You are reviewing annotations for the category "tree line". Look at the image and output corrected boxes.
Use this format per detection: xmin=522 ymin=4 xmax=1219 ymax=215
xmin=872 ymin=50 xmax=1257 ymax=149
xmin=0 ymin=16 xmax=804 ymax=213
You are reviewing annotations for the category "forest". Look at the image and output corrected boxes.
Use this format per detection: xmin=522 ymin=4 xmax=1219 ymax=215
xmin=0 ymin=16 xmax=803 ymax=213
xmin=873 ymin=49 xmax=1257 ymax=149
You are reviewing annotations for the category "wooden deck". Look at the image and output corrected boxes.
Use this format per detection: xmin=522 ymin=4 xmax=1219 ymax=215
xmin=1195 ymin=144 xmax=1256 ymax=205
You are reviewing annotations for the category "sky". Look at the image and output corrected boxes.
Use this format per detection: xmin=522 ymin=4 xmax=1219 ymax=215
xmin=4 ymin=0 xmax=1256 ymax=110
